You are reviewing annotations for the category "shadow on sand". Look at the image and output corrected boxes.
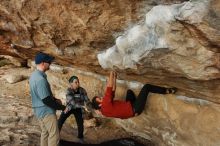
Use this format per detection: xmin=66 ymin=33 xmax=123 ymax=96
xmin=60 ymin=138 xmax=146 ymax=146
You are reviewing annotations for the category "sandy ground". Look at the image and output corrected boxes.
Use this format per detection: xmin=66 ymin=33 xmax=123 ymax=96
xmin=0 ymin=65 xmax=153 ymax=146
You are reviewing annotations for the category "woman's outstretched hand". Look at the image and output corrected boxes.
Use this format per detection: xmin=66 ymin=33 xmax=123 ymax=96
xmin=107 ymin=71 xmax=114 ymax=87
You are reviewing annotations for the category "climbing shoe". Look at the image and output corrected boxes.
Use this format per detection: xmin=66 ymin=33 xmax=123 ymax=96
xmin=167 ymin=87 xmax=177 ymax=94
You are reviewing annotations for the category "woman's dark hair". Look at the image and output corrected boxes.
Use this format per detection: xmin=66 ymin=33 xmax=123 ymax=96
xmin=92 ymin=96 xmax=101 ymax=110
xmin=68 ymin=75 xmax=78 ymax=83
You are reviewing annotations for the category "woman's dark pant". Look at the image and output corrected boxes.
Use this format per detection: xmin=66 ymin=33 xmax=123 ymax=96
xmin=58 ymin=108 xmax=84 ymax=138
xmin=125 ymin=84 xmax=167 ymax=115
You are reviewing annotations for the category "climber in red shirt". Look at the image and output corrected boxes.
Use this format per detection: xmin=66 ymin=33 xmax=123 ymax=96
xmin=91 ymin=71 xmax=177 ymax=119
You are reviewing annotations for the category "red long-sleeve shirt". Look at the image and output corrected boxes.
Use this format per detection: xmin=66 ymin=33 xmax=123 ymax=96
xmin=101 ymin=87 xmax=134 ymax=119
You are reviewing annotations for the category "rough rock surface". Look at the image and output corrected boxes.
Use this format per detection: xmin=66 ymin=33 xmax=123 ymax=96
xmin=0 ymin=0 xmax=219 ymax=103
xmin=3 ymin=74 xmax=24 ymax=83
xmin=0 ymin=0 xmax=220 ymax=146
xmin=1 ymin=63 xmax=220 ymax=146
xmin=0 ymin=65 xmax=151 ymax=146
xmin=5 ymin=63 xmax=220 ymax=146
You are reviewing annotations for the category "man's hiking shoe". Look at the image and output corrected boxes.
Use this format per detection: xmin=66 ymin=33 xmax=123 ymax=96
xmin=167 ymin=87 xmax=177 ymax=94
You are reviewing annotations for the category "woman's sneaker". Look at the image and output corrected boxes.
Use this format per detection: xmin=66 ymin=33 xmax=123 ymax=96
xmin=167 ymin=87 xmax=177 ymax=94
xmin=78 ymin=138 xmax=85 ymax=144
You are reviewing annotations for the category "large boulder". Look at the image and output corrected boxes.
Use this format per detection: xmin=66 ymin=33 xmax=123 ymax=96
xmin=0 ymin=0 xmax=219 ymax=145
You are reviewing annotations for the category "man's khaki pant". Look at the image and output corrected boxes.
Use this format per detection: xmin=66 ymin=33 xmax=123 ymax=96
xmin=38 ymin=114 xmax=60 ymax=146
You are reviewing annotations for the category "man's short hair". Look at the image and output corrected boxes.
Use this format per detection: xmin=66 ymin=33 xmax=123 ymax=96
xmin=92 ymin=96 xmax=101 ymax=110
